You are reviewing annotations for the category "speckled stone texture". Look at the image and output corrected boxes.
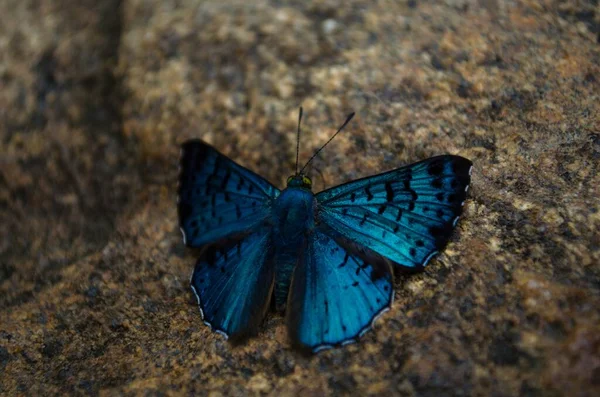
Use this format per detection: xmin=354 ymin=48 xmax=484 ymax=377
xmin=1 ymin=0 xmax=599 ymax=395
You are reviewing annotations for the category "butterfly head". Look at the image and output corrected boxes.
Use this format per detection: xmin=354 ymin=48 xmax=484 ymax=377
xmin=286 ymin=174 xmax=312 ymax=190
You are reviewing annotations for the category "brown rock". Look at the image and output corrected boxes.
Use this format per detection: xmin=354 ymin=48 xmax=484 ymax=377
xmin=1 ymin=0 xmax=599 ymax=395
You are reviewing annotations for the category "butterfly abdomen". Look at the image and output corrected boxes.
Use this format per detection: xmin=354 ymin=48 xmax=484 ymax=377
xmin=272 ymin=187 xmax=316 ymax=309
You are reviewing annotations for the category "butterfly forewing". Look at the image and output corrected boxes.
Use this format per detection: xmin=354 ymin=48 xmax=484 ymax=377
xmin=316 ymin=155 xmax=472 ymax=269
xmin=178 ymin=140 xmax=280 ymax=247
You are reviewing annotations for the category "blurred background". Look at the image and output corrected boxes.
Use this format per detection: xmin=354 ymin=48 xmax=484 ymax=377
xmin=1 ymin=0 xmax=599 ymax=395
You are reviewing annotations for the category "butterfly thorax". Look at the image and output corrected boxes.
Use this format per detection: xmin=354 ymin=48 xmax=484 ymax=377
xmin=272 ymin=186 xmax=316 ymax=310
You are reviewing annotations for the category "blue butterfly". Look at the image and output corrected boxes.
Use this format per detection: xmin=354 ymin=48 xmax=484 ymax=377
xmin=178 ymin=109 xmax=472 ymax=353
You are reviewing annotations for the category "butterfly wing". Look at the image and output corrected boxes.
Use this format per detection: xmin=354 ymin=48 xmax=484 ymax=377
xmin=316 ymin=155 xmax=472 ymax=269
xmin=191 ymin=229 xmax=275 ymax=340
xmin=180 ymin=140 xmax=279 ymax=339
xmin=286 ymin=229 xmax=394 ymax=352
xmin=178 ymin=140 xmax=280 ymax=247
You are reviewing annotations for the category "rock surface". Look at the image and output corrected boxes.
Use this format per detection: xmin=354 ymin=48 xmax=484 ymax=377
xmin=1 ymin=0 xmax=599 ymax=395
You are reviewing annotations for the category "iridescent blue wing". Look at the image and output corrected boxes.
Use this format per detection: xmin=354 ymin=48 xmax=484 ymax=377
xmin=316 ymin=156 xmax=472 ymax=269
xmin=178 ymin=140 xmax=280 ymax=247
xmin=191 ymin=229 xmax=274 ymax=340
xmin=286 ymin=229 xmax=394 ymax=352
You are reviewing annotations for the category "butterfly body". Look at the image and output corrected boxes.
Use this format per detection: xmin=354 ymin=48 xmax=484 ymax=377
xmin=179 ymin=139 xmax=472 ymax=353
xmin=272 ymin=186 xmax=316 ymax=308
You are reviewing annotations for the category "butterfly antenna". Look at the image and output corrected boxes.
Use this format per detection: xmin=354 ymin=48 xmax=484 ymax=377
xmin=295 ymin=107 xmax=303 ymax=175
xmin=299 ymin=111 xmax=355 ymax=174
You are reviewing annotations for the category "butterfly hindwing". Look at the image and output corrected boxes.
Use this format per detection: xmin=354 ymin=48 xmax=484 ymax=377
xmin=286 ymin=229 xmax=393 ymax=353
xmin=316 ymin=155 xmax=472 ymax=269
xmin=178 ymin=140 xmax=280 ymax=247
xmin=191 ymin=229 xmax=275 ymax=340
